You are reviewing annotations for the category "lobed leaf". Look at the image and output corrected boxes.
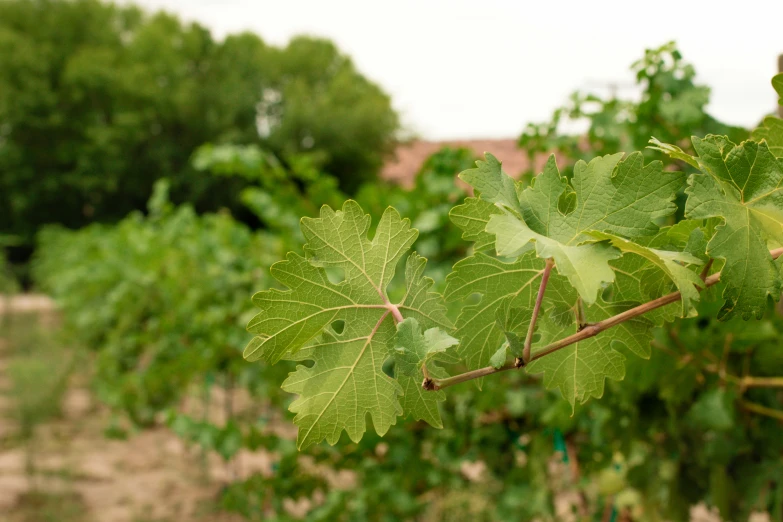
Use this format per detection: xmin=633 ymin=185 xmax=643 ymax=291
xmin=449 ymin=197 xmax=500 ymax=251
xmin=587 ymin=231 xmax=704 ymax=317
xmin=527 ymin=299 xmax=654 ymax=410
xmin=246 ymin=201 xmax=453 ymax=448
xmin=652 ymin=136 xmax=783 ymax=319
xmin=393 ymin=317 xmax=458 ymax=378
xmin=751 ymin=73 xmax=783 ymax=157
xmin=393 ymin=317 xmax=458 ymax=428
xmin=471 ymin=152 xmax=684 ymax=304
xmin=444 ymin=251 xmax=575 ymax=376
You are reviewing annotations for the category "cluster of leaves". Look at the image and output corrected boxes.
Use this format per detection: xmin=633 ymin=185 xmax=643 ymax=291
xmin=752 ymin=72 xmax=783 ymax=157
xmin=518 ymin=42 xmax=748 ymax=176
xmin=192 ymin=143 xmax=347 ymax=253
xmin=0 ymin=0 xmax=398 ymax=251
xmin=33 ymin=180 xmax=285 ymax=425
xmin=218 ymin=394 xmax=579 ymax=522
xmin=229 ymin=285 xmax=783 ymax=521
xmin=195 ymin=143 xmax=477 ymax=277
xmin=246 ymin=147 xmax=696 ymax=444
xmin=242 ymin=80 xmax=783 ymax=520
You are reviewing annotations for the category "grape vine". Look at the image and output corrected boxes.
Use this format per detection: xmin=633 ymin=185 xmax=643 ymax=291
xmin=246 ymin=76 xmax=783 ymax=451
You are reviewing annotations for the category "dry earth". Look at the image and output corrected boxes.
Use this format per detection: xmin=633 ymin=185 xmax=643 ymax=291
xmin=0 ymin=306 xmax=272 ymax=522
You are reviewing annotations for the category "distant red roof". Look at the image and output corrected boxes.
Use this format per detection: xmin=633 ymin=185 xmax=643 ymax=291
xmin=381 ymin=138 xmax=548 ymax=187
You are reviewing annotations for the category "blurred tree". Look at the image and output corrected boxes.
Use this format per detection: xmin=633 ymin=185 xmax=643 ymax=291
xmin=261 ymin=37 xmax=400 ymax=193
xmin=0 ymin=0 xmax=398 ymax=252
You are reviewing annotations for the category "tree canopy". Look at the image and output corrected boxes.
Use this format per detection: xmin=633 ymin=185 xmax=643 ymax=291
xmin=0 ymin=0 xmax=399 ymax=247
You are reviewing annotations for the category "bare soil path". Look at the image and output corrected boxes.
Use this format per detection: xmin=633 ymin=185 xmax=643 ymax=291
xmin=0 ymin=305 xmax=267 ymax=522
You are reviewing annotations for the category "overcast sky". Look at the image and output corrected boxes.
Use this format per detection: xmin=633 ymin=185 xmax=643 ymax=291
xmin=129 ymin=0 xmax=783 ymax=140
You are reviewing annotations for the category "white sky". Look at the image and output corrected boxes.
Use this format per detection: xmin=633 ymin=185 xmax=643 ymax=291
xmin=129 ymin=0 xmax=783 ymax=140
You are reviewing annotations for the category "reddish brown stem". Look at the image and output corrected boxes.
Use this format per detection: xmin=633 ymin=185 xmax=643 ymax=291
xmin=700 ymin=258 xmax=714 ymax=281
xmin=520 ymin=258 xmax=555 ymax=365
xmin=421 ymin=363 xmax=431 ymax=384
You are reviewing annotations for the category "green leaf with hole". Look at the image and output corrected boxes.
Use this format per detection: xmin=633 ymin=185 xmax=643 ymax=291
xmin=246 ymin=200 xmax=451 ymax=448
xmin=478 ymin=153 xmax=684 ymax=304
xmin=528 ymin=298 xmax=654 ymax=410
xmin=444 ymin=251 xmax=575 ymax=376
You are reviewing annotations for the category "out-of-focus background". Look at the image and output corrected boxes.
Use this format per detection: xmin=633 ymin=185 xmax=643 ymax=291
xmin=1 ymin=1 xmax=783 ymax=521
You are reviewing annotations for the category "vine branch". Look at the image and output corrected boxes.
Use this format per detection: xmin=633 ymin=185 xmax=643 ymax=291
xmin=740 ymin=400 xmax=783 ymax=421
xmin=699 ymin=258 xmax=714 ymax=281
xmin=427 ymin=247 xmax=783 ymax=391
xmin=519 ymin=258 xmax=555 ymax=366
xmin=651 ymin=340 xmax=783 ymax=390
xmin=741 ymin=376 xmax=783 ymax=388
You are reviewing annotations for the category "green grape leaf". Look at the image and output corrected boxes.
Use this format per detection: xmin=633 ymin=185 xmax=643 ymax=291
xmin=495 ymin=299 xmax=532 ymax=359
xmin=480 ymin=153 xmax=683 ymax=304
xmin=445 ymin=251 xmax=576 ymax=375
xmin=282 ymin=328 xmax=402 ymax=449
xmin=752 ymin=116 xmax=783 ymax=157
xmin=527 ymin=299 xmax=654 ymax=410
xmin=393 ymin=317 xmax=458 ymax=378
xmin=489 ymin=345 xmax=509 ymax=369
xmin=488 ymin=214 xmax=620 ymax=304
xmin=458 ymin=153 xmax=521 ymax=211
xmin=246 ymin=201 xmax=452 ymax=448
xmin=751 ymin=73 xmax=783 ymax=157
xmin=587 ymin=231 xmax=704 ymax=317
xmin=397 ymin=365 xmax=449 ymax=429
xmin=393 ymin=317 xmax=458 ymax=428
xmin=449 ymin=197 xmax=501 ymax=251
xmin=488 ymin=300 xmax=533 ymax=368
xmin=652 ymin=136 xmax=783 ymax=319
xmin=605 ymin=222 xmax=709 ymax=326
xmin=773 ymin=73 xmax=783 ymax=104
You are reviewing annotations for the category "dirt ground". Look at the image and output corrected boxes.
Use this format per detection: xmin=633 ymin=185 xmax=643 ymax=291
xmin=0 ymin=302 xmax=272 ymax=522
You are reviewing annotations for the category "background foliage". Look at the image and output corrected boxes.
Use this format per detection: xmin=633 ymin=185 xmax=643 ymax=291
xmin=519 ymin=42 xmax=749 ymax=177
xmin=0 ymin=0 xmax=398 ymax=259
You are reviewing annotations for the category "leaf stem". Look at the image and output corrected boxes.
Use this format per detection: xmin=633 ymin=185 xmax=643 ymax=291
xmin=700 ymin=258 xmax=714 ymax=281
xmin=383 ymin=297 xmax=404 ymax=323
xmin=520 ymin=258 xmax=555 ymax=366
xmin=421 ymin=363 xmax=431 ymax=383
xmin=428 ymin=247 xmax=783 ymax=391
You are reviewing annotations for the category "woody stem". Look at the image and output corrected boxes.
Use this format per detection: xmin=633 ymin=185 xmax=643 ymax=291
xmin=520 ymin=258 xmax=555 ymax=366
xmin=427 ymin=247 xmax=783 ymax=391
